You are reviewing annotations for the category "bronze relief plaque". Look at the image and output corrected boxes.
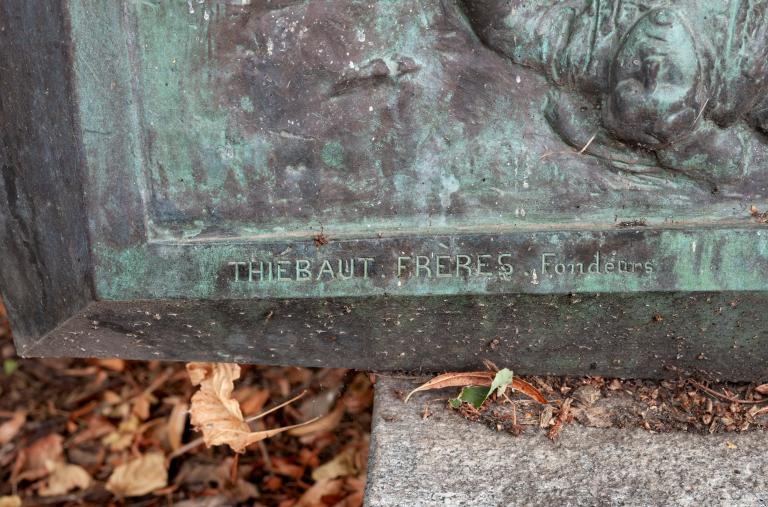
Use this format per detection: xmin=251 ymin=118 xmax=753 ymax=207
xmin=2 ymin=0 xmax=768 ymax=378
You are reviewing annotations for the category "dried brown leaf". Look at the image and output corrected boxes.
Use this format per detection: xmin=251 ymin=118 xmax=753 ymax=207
xmin=187 ymin=362 xmax=317 ymax=453
xmin=511 ymin=378 xmax=548 ymax=404
xmin=405 ymin=372 xmax=547 ymax=404
xmin=271 ymin=457 xmax=304 ymax=480
xmin=332 ymin=493 xmax=364 ymax=507
xmin=169 ymin=495 xmax=231 ymax=507
xmin=288 ymin=401 xmax=345 ymax=437
xmin=102 ymin=415 xmax=139 ymax=451
xmin=132 ymin=393 xmax=157 ymax=421
xmin=336 ymin=476 xmax=366 ymax=507
xmin=296 ymin=478 xmax=344 ymax=507
xmin=299 ymin=389 xmax=341 ymax=420
xmin=71 ymin=416 xmax=115 ymax=446
xmin=96 ymin=358 xmax=125 ymax=372
xmin=12 ymin=434 xmax=63 ymax=483
xmin=548 ymin=398 xmax=573 ymax=441
xmin=0 ymin=496 xmax=21 ymax=507
xmin=343 ymin=373 xmax=374 ymax=414
xmin=0 ymin=410 xmax=26 ymax=445
xmin=167 ymin=401 xmax=189 ymax=452
xmin=187 ymin=363 xmax=251 ymax=452
xmin=755 ymin=384 xmax=768 ymax=395
xmin=186 ymin=362 xmax=212 ymax=386
xmin=106 ymin=452 xmax=168 ymax=497
xmin=39 ymin=462 xmax=92 ymax=496
xmin=404 ymin=372 xmax=495 ymax=403
xmin=235 ymin=386 xmax=270 ymax=417
xmin=103 ymin=390 xmax=122 ymax=405
xmin=312 ymin=448 xmax=357 ymax=481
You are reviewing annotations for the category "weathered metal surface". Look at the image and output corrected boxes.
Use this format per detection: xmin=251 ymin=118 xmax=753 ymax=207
xmin=76 ymin=0 xmax=768 ymax=244
xmin=2 ymin=0 xmax=768 ymax=378
xmin=0 ymin=1 xmax=93 ymax=345
xmin=91 ymin=227 xmax=768 ymax=300
xmin=20 ymin=292 xmax=768 ymax=381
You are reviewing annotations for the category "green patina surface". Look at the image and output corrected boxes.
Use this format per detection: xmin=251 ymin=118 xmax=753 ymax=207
xmin=66 ymin=0 xmax=768 ymax=301
xmin=89 ymin=228 xmax=768 ymax=300
xmin=7 ymin=0 xmax=768 ymax=378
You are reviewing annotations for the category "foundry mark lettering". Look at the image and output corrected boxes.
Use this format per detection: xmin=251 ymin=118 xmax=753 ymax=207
xmin=228 ymin=251 xmax=657 ymax=283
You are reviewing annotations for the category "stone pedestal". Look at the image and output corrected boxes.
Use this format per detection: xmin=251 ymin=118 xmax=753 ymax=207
xmin=366 ymin=376 xmax=768 ymax=506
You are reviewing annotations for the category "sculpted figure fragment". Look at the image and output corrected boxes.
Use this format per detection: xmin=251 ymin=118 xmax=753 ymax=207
xmin=462 ymin=0 xmax=768 ymax=188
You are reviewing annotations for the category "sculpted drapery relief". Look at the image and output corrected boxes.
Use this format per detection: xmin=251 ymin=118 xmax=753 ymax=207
xmin=462 ymin=0 xmax=768 ymax=189
xmin=143 ymin=0 xmax=768 ymax=235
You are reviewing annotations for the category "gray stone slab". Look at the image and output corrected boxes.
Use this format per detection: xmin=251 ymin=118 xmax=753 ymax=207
xmin=365 ymin=376 xmax=768 ymax=507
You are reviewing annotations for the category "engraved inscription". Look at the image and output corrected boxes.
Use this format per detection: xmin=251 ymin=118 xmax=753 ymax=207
xmin=229 ymin=258 xmax=375 ymax=282
xmin=541 ymin=252 xmax=654 ymax=276
xmin=395 ymin=254 xmax=514 ymax=279
xmin=227 ymin=250 xmax=656 ymax=284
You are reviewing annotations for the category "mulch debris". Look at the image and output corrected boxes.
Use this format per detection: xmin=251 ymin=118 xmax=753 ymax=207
xmin=459 ymin=375 xmax=768 ymax=439
xmin=0 ymin=299 xmax=372 ymax=507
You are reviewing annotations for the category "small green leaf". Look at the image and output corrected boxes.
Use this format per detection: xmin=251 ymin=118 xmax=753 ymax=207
xmin=3 ymin=359 xmax=18 ymax=375
xmin=489 ymin=368 xmax=513 ymax=398
xmin=448 ymin=368 xmax=515 ymax=409
xmin=456 ymin=386 xmax=491 ymax=409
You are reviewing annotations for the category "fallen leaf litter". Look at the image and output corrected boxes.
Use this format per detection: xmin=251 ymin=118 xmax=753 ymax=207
xmin=407 ymin=370 xmax=768 ymax=440
xmin=0 ymin=298 xmax=372 ymax=506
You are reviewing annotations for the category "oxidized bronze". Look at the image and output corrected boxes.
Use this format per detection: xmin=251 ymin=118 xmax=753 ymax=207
xmin=1 ymin=1 xmax=767 ymax=380
xmin=465 ymin=0 xmax=768 ymax=187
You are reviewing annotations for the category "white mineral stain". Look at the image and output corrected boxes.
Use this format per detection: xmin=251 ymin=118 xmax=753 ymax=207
xmin=217 ymin=143 xmax=234 ymax=160
xmin=439 ymin=174 xmax=460 ymax=209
